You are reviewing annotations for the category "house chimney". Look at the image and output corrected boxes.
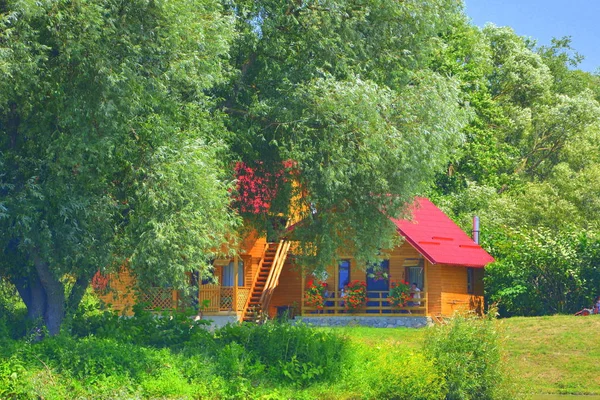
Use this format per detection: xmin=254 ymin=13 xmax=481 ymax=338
xmin=472 ymin=216 xmax=480 ymax=244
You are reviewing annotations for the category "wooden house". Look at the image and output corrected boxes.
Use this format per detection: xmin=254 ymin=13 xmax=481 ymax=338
xmin=97 ymin=198 xmax=494 ymax=323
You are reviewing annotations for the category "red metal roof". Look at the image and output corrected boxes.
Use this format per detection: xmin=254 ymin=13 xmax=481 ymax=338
xmin=390 ymin=198 xmax=494 ymax=268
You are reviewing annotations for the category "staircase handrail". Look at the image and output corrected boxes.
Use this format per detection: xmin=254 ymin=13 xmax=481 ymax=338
xmin=240 ymin=242 xmax=269 ymax=321
xmin=260 ymin=240 xmax=284 ymax=305
xmin=260 ymin=240 xmax=290 ymax=311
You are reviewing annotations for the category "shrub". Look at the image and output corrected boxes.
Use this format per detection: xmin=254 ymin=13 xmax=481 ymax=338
xmin=360 ymin=349 xmax=445 ymax=400
xmin=71 ymin=303 xmax=213 ymax=350
xmin=0 ymin=279 xmax=30 ymax=340
xmin=215 ymin=321 xmax=346 ymax=384
xmin=30 ymin=335 xmax=165 ymax=381
xmin=424 ymin=309 xmax=515 ymax=400
xmin=484 ymin=227 xmax=600 ymax=316
xmin=0 ymin=354 xmax=32 ymax=399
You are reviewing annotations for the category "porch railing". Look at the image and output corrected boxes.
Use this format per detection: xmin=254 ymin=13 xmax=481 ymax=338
xmin=199 ymin=284 xmax=251 ymax=312
xmin=140 ymin=287 xmax=178 ymax=310
xmin=301 ymin=291 xmax=427 ymax=316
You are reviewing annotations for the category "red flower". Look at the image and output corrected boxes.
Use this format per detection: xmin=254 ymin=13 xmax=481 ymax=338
xmin=344 ymin=281 xmax=368 ymax=311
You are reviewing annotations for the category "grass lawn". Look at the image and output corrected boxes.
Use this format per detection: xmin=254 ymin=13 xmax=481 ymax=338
xmin=500 ymin=315 xmax=600 ymax=395
xmin=336 ymin=325 xmax=426 ymax=350
xmin=3 ymin=311 xmax=599 ymax=399
xmin=335 ymin=315 xmax=600 ymax=396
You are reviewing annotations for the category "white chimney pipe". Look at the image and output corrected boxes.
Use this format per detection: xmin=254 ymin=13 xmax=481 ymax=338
xmin=472 ymin=216 xmax=480 ymax=244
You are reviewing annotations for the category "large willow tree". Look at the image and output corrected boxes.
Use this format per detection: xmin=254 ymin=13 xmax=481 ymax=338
xmin=0 ymin=0 xmax=238 ymax=334
xmin=1 ymin=0 xmax=475 ymax=333
xmin=222 ymin=0 xmax=470 ymax=269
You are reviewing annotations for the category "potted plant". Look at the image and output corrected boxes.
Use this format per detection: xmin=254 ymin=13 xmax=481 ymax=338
xmin=388 ymin=280 xmax=411 ymax=308
xmin=305 ymin=280 xmax=327 ymax=310
xmin=344 ymin=280 xmax=368 ymax=311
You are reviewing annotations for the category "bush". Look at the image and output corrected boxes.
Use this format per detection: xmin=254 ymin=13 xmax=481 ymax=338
xmin=0 ymin=354 xmax=32 ymax=399
xmin=215 ymin=321 xmax=346 ymax=384
xmin=0 ymin=278 xmax=29 ymax=340
xmin=30 ymin=335 xmax=165 ymax=381
xmin=424 ymin=309 xmax=516 ymax=400
xmin=484 ymin=227 xmax=600 ymax=316
xmin=70 ymin=303 xmax=214 ymax=350
xmin=360 ymin=349 xmax=445 ymax=400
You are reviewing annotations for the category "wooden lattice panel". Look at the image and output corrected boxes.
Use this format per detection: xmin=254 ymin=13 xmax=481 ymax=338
xmin=140 ymin=287 xmax=174 ymax=310
xmin=220 ymin=287 xmax=234 ymax=310
xmin=237 ymin=288 xmax=250 ymax=311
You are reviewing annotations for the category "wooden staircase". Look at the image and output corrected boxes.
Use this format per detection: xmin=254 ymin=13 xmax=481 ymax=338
xmin=242 ymin=240 xmax=290 ymax=322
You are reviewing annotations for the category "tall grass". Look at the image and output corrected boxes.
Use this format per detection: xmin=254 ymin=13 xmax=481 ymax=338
xmin=0 ymin=290 xmax=521 ymax=399
xmin=424 ymin=309 xmax=517 ymax=400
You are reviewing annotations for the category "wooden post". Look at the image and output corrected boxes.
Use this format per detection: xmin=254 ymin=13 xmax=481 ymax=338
xmin=334 ymin=262 xmax=338 ymax=315
xmin=233 ymin=255 xmax=239 ymax=312
xmin=300 ymin=269 xmax=305 ymax=316
xmin=172 ymin=289 xmax=178 ymax=312
xmin=424 ymin=260 xmax=429 ymax=317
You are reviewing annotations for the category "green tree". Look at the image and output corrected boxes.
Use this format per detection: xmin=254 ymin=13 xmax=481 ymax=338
xmin=434 ymin=25 xmax=600 ymax=229
xmin=0 ymin=0 xmax=237 ymax=334
xmin=222 ymin=0 xmax=470 ymax=269
xmin=483 ymin=227 xmax=600 ymax=316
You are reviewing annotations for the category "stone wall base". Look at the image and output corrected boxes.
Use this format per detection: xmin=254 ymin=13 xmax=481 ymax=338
xmin=296 ymin=316 xmax=432 ymax=328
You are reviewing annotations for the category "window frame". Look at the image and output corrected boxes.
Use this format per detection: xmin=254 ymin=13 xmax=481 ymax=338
xmin=467 ymin=267 xmax=474 ymax=294
xmin=338 ymin=259 xmax=351 ymax=291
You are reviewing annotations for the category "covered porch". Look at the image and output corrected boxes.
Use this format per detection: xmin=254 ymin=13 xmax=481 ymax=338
xmin=300 ymin=291 xmax=428 ymax=316
xmin=198 ymin=284 xmax=250 ymax=313
xmin=299 ymin=256 xmax=428 ymax=317
xmin=138 ymin=254 xmax=252 ymax=315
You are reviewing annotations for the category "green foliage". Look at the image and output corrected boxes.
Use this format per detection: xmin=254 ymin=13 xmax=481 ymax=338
xmin=70 ymin=306 xmax=213 ymax=350
xmin=224 ymin=0 xmax=469 ymax=272
xmin=430 ymin=23 xmax=600 ymax=318
xmin=358 ymin=348 xmax=446 ymax=400
xmin=0 ymin=0 xmax=238 ymax=333
xmin=483 ymin=227 xmax=600 ymax=317
xmin=215 ymin=321 xmax=346 ymax=383
xmin=0 ymin=354 xmax=31 ymax=399
xmin=0 ymin=278 xmax=29 ymax=339
xmin=425 ymin=310 xmax=515 ymax=400
xmin=0 ymin=298 xmax=533 ymax=400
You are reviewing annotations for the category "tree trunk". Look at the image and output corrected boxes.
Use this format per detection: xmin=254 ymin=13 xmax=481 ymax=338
xmin=13 ymin=273 xmax=46 ymax=322
xmin=66 ymin=272 xmax=93 ymax=316
xmin=13 ymin=264 xmax=91 ymax=336
xmin=12 ymin=254 xmax=94 ymax=336
xmin=31 ymin=255 xmax=65 ymax=336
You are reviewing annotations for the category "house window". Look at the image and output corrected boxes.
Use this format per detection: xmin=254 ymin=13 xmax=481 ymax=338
xmin=467 ymin=267 xmax=474 ymax=294
xmin=222 ymin=260 xmax=244 ymax=287
xmin=404 ymin=259 xmax=424 ymax=291
xmin=338 ymin=260 xmax=350 ymax=291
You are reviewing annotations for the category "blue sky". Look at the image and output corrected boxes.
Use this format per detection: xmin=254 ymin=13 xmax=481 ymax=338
xmin=465 ymin=1 xmax=600 ymax=73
